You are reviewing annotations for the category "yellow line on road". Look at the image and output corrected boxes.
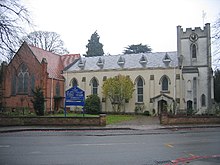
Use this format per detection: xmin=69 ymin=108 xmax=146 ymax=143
xmin=189 ymin=153 xmax=195 ymax=156
xmin=164 ymin=143 xmax=174 ymax=148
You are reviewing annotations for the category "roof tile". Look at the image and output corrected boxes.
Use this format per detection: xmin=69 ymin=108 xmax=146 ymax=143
xmin=28 ymin=45 xmax=80 ymax=79
xmin=66 ymin=52 xmax=178 ymax=72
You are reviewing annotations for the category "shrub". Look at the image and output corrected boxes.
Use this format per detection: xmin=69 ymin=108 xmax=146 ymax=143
xmin=134 ymin=104 xmax=145 ymax=114
xmin=85 ymin=95 xmax=101 ymax=114
xmin=187 ymin=108 xmax=194 ymax=116
xmin=143 ymin=110 xmax=150 ymax=116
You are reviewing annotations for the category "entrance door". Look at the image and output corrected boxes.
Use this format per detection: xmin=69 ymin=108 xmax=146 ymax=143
xmin=187 ymin=100 xmax=193 ymax=110
xmin=158 ymin=100 xmax=167 ymax=115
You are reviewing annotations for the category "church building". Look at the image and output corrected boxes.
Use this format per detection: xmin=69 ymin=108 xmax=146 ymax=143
xmin=0 ymin=42 xmax=80 ymax=113
xmin=63 ymin=24 xmax=214 ymax=115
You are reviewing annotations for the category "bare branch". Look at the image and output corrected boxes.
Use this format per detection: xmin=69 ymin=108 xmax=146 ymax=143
xmin=23 ymin=31 xmax=69 ymax=55
xmin=0 ymin=0 xmax=32 ymax=62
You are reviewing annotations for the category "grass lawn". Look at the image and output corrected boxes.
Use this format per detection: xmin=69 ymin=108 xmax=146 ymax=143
xmin=48 ymin=113 xmax=136 ymax=125
xmin=48 ymin=113 xmax=99 ymax=117
xmin=106 ymin=115 xmax=136 ymax=125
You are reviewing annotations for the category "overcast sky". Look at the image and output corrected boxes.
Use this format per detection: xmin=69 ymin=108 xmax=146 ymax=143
xmin=24 ymin=0 xmax=219 ymax=57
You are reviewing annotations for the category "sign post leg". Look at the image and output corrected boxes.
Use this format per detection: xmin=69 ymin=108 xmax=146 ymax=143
xmin=64 ymin=107 xmax=67 ymax=117
xmin=82 ymin=107 xmax=85 ymax=117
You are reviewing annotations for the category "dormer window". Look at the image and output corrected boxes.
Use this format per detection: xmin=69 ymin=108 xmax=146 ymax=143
xmin=139 ymin=55 xmax=147 ymax=65
xmin=163 ymin=53 xmax=171 ymax=66
xmin=96 ymin=57 xmax=104 ymax=67
xmin=117 ymin=56 xmax=125 ymax=66
xmin=78 ymin=58 xmax=85 ymax=68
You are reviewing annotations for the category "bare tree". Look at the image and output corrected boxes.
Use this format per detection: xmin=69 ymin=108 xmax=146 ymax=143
xmin=0 ymin=0 xmax=31 ymax=62
xmin=212 ymin=13 xmax=220 ymax=69
xmin=24 ymin=31 xmax=69 ymax=55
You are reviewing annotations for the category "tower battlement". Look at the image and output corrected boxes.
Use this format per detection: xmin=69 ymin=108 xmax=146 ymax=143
xmin=177 ymin=23 xmax=210 ymax=38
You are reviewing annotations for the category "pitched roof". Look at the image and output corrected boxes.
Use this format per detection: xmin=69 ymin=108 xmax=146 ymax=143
xmin=65 ymin=52 xmax=178 ymax=72
xmin=28 ymin=45 xmax=80 ymax=79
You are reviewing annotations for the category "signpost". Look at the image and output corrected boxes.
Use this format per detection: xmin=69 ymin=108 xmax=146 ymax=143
xmin=64 ymin=86 xmax=85 ymax=117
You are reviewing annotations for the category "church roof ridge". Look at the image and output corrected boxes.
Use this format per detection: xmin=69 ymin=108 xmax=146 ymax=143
xmin=66 ymin=51 xmax=178 ymax=72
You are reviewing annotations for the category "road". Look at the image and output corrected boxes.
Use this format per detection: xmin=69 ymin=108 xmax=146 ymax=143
xmin=0 ymin=128 xmax=220 ymax=165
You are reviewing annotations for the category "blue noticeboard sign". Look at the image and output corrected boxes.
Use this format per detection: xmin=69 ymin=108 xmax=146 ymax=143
xmin=65 ymin=86 xmax=85 ymax=106
xmin=64 ymin=86 xmax=85 ymax=117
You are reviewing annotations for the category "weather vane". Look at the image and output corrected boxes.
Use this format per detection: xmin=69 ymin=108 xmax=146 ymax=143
xmin=202 ymin=10 xmax=206 ymax=27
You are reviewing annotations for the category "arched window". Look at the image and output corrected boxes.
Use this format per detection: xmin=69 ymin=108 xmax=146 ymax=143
xmin=192 ymin=44 xmax=197 ymax=58
xmin=11 ymin=73 xmax=16 ymax=95
xmin=187 ymin=80 xmax=192 ymax=91
xmin=24 ymin=73 xmax=29 ymax=93
xmin=201 ymin=94 xmax=206 ymax=106
xmin=30 ymin=75 xmax=35 ymax=95
xmin=17 ymin=64 xmax=29 ymax=94
xmin=56 ymin=82 xmax=60 ymax=96
xmin=91 ymin=78 xmax=98 ymax=95
xmin=136 ymin=77 xmax=144 ymax=102
xmin=71 ymin=78 xmax=78 ymax=87
xmin=162 ymin=76 xmax=168 ymax=91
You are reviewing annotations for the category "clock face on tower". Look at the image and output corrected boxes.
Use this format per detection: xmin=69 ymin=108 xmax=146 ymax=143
xmin=189 ymin=33 xmax=198 ymax=42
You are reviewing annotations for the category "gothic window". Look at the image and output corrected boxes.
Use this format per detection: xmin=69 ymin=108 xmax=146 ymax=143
xmin=71 ymin=78 xmax=78 ymax=87
xmin=17 ymin=64 xmax=29 ymax=94
xmin=162 ymin=76 xmax=168 ymax=91
xmin=187 ymin=80 xmax=192 ymax=91
xmin=30 ymin=75 xmax=35 ymax=95
xmin=191 ymin=44 xmax=197 ymax=58
xmin=56 ymin=82 xmax=60 ymax=96
xmin=11 ymin=74 xmax=16 ymax=95
xmin=24 ymin=73 xmax=29 ymax=93
xmin=201 ymin=94 xmax=206 ymax=106
xmin=136 ymin=77 xmax=144 ymax=102
xmin=91 ymin=77 xmax=98 ymax=95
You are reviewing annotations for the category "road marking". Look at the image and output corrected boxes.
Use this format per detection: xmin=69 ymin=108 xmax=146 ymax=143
xmin=183 ymin=151 xmax=195 ymax=157
xmin=30 ymin=151 xmax=41 ymax=154
xmin=68 ymin=142 xmax=143 ymax=147
xmin=189 ymin=153 xmax=195 ymax=156
xmin=164 ymin=143 xmax=174 ymax=148
xmin=0 ymin=145 xmax=10 ymax=148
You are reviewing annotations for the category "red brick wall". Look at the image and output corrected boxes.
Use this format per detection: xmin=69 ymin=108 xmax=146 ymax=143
xmin=45 ymin=78 xmax=64 ymax=112
xmin=1 ymin=42 xmax=65 ymax=113
xmin=0 ymin=115 xmax=106 ymax=126
xmin=160 ymin=114 xmax=220 ymax=125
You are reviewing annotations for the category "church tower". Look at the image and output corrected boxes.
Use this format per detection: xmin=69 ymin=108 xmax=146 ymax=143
xmin=177 ymin=23 xmax=213 ymax=114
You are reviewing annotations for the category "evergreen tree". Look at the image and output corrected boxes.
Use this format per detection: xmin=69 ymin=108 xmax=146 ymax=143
xmin=31 ymin=87 xmax=45 ymax=116
xmin=123 ymin=43 xmax=152 ymax=54
xmin=85 ymin=31 xmax=104 ymax=57
xmin=214 ymin=69 xmax=220 ymax=103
